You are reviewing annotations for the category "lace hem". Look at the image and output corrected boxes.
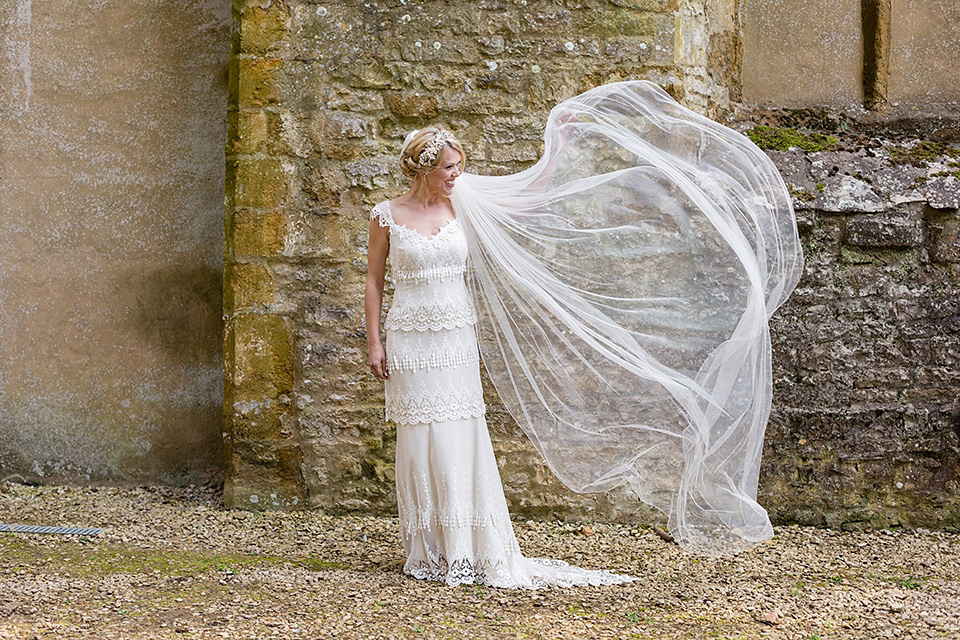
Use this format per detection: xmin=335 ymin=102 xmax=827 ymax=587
xmin=399 ymin=511 xmax=517 ymax=537
xmin=403 ymin=554 xmax=638 ymax=590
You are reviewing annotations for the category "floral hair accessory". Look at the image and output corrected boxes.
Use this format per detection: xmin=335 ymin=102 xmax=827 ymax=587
xmin=418 ymin=130 xmax=455 ymax=167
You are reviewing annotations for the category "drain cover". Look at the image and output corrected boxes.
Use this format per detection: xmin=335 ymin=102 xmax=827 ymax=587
xmin=1 ymin=523 xmax=102 ymax=536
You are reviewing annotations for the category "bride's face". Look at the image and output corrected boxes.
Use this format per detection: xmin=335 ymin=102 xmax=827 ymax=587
xmin=424 ymin=145 xmax=462 ymax=197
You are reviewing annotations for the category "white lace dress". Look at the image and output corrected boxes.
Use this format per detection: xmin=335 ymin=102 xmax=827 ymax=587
xmin=372 ymin=200 xmax=636 ymax=589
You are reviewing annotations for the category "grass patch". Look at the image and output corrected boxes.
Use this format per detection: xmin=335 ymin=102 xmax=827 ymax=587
xmin=882 ymin=575 xmax=923 ymax=589
xmin=0 ymin=534 xmax=345 ymax=579
xmin=747 ymin=126 xmax=838 ymax=152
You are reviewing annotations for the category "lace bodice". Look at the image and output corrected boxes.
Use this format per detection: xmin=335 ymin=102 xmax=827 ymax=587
xmin=371 ymin=201 xmax=469 ymax=286
xmin=371 ymin=201 xmax=485 ymax=425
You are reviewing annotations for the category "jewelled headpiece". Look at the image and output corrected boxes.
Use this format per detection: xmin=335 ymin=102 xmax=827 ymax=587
xmin=417 ymin=130 xmax=455 ymax=167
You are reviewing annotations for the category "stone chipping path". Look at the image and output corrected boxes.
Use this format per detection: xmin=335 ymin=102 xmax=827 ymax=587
xmin=1 ymin=483 xmax=958 ymax=639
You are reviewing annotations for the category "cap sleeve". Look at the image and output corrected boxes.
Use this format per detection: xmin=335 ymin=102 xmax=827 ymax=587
xmin=371 ymin=201 xmax=391 ymax=229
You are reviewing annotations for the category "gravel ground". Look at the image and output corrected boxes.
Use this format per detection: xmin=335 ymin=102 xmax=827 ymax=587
xmin=1 ymin=482 xmax=958 ymax=639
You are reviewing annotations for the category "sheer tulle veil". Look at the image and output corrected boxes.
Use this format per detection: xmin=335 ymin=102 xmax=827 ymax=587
xmin=449 ymin=81 xmax=803 ymax=556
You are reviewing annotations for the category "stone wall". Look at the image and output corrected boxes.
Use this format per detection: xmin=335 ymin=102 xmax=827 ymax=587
xmin=222 ymin=0 xmax=742 ymax=516
xmin=4 ymin=0 xmax=955 ymax=531
xmin=224 ymin=1 xmax=959 ymax=529
xmin=741 ymin=0 xmax=960 ymax=110
xmin=757 ymin=132 xmax=960 ymax=529
xmin=0 ymin=1 xmax=230 ymax=485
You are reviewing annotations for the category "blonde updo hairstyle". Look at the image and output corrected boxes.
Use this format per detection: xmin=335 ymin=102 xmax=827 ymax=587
xmin=399 ymin=125 xmax=466 ymax=179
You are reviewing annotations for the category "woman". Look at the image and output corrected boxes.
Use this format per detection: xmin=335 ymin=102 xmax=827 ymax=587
xmin=365 ymin=81 xmax=803 ymax=586
xmin=366 ymin=125 xmax=634 ymax=588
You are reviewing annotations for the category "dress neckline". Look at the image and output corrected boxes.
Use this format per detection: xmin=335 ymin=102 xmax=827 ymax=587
xmin=385 ymin=201 xmax=458 ymax=241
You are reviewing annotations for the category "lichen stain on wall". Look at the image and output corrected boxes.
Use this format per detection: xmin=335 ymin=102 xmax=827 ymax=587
xmin=0 ymin=0 xmax=231 ymax=484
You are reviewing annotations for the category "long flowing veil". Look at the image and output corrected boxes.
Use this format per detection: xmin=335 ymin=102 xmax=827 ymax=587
xmin=451 ymin=81 xmax=803 ymax=556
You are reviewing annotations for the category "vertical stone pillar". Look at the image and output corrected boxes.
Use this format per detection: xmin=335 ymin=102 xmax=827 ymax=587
xmin=223 ymin=0 xmax=305 ymax=509
xmin=861 ymin=0 xmax=891 ymax=109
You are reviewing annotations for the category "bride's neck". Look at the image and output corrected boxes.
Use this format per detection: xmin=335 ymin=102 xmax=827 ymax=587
xmin=403 ymin=180 xmax=448 ymax=210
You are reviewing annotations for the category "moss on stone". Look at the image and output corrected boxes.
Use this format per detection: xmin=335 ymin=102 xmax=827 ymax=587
xmin=746 ymin=126 xmax=838 ymax=152
xmin=578 ymin=11 xmax=659 ymax=37
xmin=235 ymin=158 xmax=287 ymax=208
xmin=933 ymin=170 xmax=960 ymax=180
xmin=840 ymin=245 xmax=881 ymax=266
xmin=231 ymin=313 xmax=295 ymax=395
xmin=786 ymin=183 xmax=815 ymax=202
xmin=886 ymin=140 xmax=960 ymax=166
xmin=227 ymin=262 xmax=274 ymax=308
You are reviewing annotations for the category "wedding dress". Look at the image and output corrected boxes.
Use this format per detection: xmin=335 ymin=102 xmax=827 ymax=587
xmin=373 ymin=200 xmax=636 ymax=588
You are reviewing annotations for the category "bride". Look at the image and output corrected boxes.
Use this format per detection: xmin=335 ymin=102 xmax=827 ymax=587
xmin=364 ymin=81 xmax=803 ymax=587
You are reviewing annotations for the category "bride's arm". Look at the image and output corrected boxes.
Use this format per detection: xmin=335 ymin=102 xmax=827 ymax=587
xmin=365 ymin=219 xmax=390 ymax=379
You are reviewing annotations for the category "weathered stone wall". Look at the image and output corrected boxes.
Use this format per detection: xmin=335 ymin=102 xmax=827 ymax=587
xmin=223 ymin=0 xmax=742 ymax=517
xmin=0 ymin=1 xmax=230 ymax=485
xmin=741 ymin=0 xmax=960 ymax=110
xmin=759 ymin=134 xmax=960 ymax=529
xmin=741 ymin=0 xmax=864 ymax=107
xmin=224 ymin=1 xmax=959 ymax=529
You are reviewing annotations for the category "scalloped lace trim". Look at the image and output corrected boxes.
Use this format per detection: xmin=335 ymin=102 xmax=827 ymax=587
xmin=387 ymin=324 xmax=480 ymax=373
xmin=371 ymin=203 xmax=392 ymax=228
xmin=389 ymin=349 xmax=479 ymax=374
xmin=386 ymin=372 xmax=486 ymax=425
xmin=403 ymin=553 xmax=637 ymax=589
xmin=387 ymin=392 xmax=486 ymax=425
xmin=384 ymin=302 xmax=477 ymax=332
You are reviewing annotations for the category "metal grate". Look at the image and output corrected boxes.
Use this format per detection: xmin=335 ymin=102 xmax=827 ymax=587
xmin=1 ymin=523 xmax=102 ymax=536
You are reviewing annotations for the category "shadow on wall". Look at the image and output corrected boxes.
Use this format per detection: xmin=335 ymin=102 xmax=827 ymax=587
xmin=0 ymin=0 xmax=231 ymax=486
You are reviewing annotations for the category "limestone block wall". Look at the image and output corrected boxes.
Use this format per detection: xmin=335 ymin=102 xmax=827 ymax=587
xmin=762 ymin=139 xmax=960 ymax=529
xmin=222 ymin=0 xmax=741 ymax=516
xmin=741 ymin=0 xmax=864 ymax=107
xmin=0 ymin=1 xmax=230 ymax=484
xmin=741 ymin=0 xmax=960 ymax=110
xmin=888 ymin=0 xmax=960 ymax=106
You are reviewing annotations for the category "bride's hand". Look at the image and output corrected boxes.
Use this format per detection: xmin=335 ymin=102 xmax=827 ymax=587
xmin=368 ymin=342 xmax=388 ymax=379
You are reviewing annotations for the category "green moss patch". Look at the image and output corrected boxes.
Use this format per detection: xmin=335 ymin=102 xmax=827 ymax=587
xmin=886 ymin=140 xmax=960 ymax=166
xmin=746 ymin=126 xmax=838 ymax=152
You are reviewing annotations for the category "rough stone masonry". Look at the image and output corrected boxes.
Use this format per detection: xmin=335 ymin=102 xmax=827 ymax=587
xmin=223 ymin=0 xmax=959 ymax=531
